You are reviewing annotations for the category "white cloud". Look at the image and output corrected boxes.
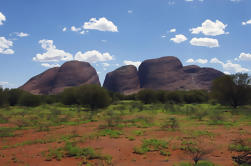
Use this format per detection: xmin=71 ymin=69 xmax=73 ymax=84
xmin=190 ymin=19 xmax=228 ymax=36
xmin=83 ymin=17 xmax=118 ymax=32
xmin=224 ymin=71 xmax=231 ymax=75
xmin=242 ymin=19 xmax=251 ymax=26
xmin=15 ymin=32 xmax=29 ymax=37
xmin=80 ymin=31 xmax=85 ymax=35
xmin=101 ymin=40 xmax=107 ymax=42
xmin=41 ymin=63 xmax=60 ymax=68
xmin=71 ymin=26 xmax=81 ymax=32
xmin=0 ymin=37 xmax=14 ymax=54
xmin=161 ymin=35 xmax=167 ymax=38
xmin=0 ymin=12 xmax=6 ymax=25
xmin=62 ymin=27 xmax=67 ymax=32
xmin=168 ymin=1 xmax=175 ymax=5
xmin=210 ymin=58 xmax=249 ymax=73
xmin=186 ymin=58 xmax=194 ymax=63
xmin=33 ymin=39 xmax=73 ymax=62
xmin=170 ymin=34 xmax=187 ymax=43
xmin=170 ymin=28 xmax=176 ymax=33
xmin=102 ymin=63 xmax=110 ymax=67
xmin=236 ymin=53 xmax=251 ymax=61
xmin=230 ymin=0 xmax=240 ymax=2
xmin=75 ymin=50 xmax=113 ymax=63
xmin=123 ymin=60 xmax=141 ymax=68
xmin=190 ymin=37 xmax=219 ymax=48
xmin=0 ymin=81 xmax=8 ymax=85
xmin=186 ymin=58 xmax=208 ymax=64
xmin=128 ymin=10 xmax=133 ymax=14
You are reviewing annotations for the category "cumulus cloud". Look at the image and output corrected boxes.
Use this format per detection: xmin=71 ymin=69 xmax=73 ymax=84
xmin=190 ymin=37 xmax=219 ymax=48
xmin=62 ymin=27 xmax=67 ymax=32
xmin=0 ymin=12 xmax=6 ymax=25
xmin=0 ymin=37 xmax=14 ymax=54
xmin=123 ymin=60 xmax=141 ymax=68
xmin=33 ymin=39 xmax=73 ymax=62
xmin=186 ymin=58 xmax=208 ymax=64
xmin=170 ymin=28 xmax=176 ymax=33
xmin=0 ymin=81 xmax=8 ymax=85
xmin=41 ymin=63 xmax=60 ymax=68
xmin=242 ymin=19 xmax=251 ymax=26
xmin=235 ymin=53 xmax=251 ymax=61
xmin=75 ymin=50 xmax=113 ymax=63
xmin=71 ymin=26 xmax=81 ymax=32
xmin=128 ymin=10 xmax=133 ymax=14
xmin=168 ymin=1 xmax=175 ymax=5
xmin=15 ymin=32 xmax=29 ymax=37
xmin=190 ymin=19 xmax=228 ymax=36
xmin=170 ymin=34 xmax=187 ymax=43
xmin=102 ymin=63 xmax=110 ymax=67
xmin=210 ymin=58 xmax=249 ymax=73
xmin=83 ymin=17 xmax=118 ymax=32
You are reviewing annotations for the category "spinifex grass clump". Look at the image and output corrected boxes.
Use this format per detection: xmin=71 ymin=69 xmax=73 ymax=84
xmin=99 ymin=110 xmax=123 ymax=129
xmin=161 ymin=117 xmax=179 ymax=131
xmin=0 ymin=127 xmax=15 ymax=137
xmin=98 ymin=129 xmax=122 ymax=138
xmin=229 ymin=138 xmax=251 ymax=152
xmin=44 ymin=142 xmax=112 ymax=164
xmin=133 ymin=139 xmax=168 ymax=154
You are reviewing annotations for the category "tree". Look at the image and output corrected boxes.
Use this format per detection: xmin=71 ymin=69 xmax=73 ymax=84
xmin=137 ymin=89 xmax=158 ymax=104
xmin=76 ymin=84 xmax=112 ymax=110
xmin=18 ymin=92 xmax=41 ymax=107
xmin=7 ymin=89 xmax=24 ymax=106
xmin=211 ymin=73 xmax=251 ymax=108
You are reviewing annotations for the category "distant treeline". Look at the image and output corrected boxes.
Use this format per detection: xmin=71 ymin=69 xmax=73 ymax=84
xmin=0 ymin=73 xmax=250 ymax=109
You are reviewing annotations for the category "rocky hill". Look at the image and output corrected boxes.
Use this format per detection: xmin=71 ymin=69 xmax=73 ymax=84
xmin=104 ymin=56 xmax=224 ymax=93
xmin=20 ymin=61 xmax=100 ymax=94
xmin=103 ymin=65 xmax=140 ymax=94
xmin=20 ymin=56 xmax=224 ymax=95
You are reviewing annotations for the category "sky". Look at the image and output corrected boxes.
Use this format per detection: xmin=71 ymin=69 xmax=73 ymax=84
xmin=0 ymin=0 xmax=251 ymax=88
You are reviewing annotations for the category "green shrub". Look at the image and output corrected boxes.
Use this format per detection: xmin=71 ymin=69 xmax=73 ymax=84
xmin=0 ymin=127 xmax=15 ymax=137
xmin=161 ymin=117 xmax=179 ymax=130
xmin=18 ymin=92 xmax=41 ymax=107
xmin=208 ymin=112 xmax=225 ymax=125
xmin=229 ymin=138 xmax=251 ymax=152
xmin=98 ymin=129 xmax=122 ymax=138
xmin=134 ymin=139 xmax=168 ymax=154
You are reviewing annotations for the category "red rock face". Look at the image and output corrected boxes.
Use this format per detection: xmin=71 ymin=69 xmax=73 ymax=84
xmin=138 ymin=56 xmax=184 ymax=90
xmin=20 ymin=56 xmax=224 ymax=95
xmin=103 ymin=65 xmax=140 ymax=94
xmin=19 ymin=61 xmax=100 ymax=95
xmin=104 ymin=56 xmax=224 ymax=93
xmin=138 ymin=57 xmax=224 ymax=91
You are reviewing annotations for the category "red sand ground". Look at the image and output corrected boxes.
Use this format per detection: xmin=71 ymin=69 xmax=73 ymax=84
xmin=0 ymin=121 xmax=250 ymax=166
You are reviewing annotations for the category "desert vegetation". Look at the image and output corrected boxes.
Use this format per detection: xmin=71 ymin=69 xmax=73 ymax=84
xmin=0 ymin=74 xmax=250 ymax=166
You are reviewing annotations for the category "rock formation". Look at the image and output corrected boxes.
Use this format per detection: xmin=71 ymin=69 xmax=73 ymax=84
xmin=104 ymin=56 xmax=224 ymax=93
xmin=103 ymin=65 xmax=140 ymax=94
xmin=20 ymin=61 xmax=100 ymax=94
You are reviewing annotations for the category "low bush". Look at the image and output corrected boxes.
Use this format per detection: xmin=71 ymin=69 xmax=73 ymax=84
xmin=161 ymin=117 xmax=179 ymax=130
xmin=133 ymin=139 xmax=168 ymax=154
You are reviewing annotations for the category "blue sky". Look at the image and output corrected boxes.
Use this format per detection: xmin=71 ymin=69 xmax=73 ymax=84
xmin=0 ymin=0 xmax=251 ymax=88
